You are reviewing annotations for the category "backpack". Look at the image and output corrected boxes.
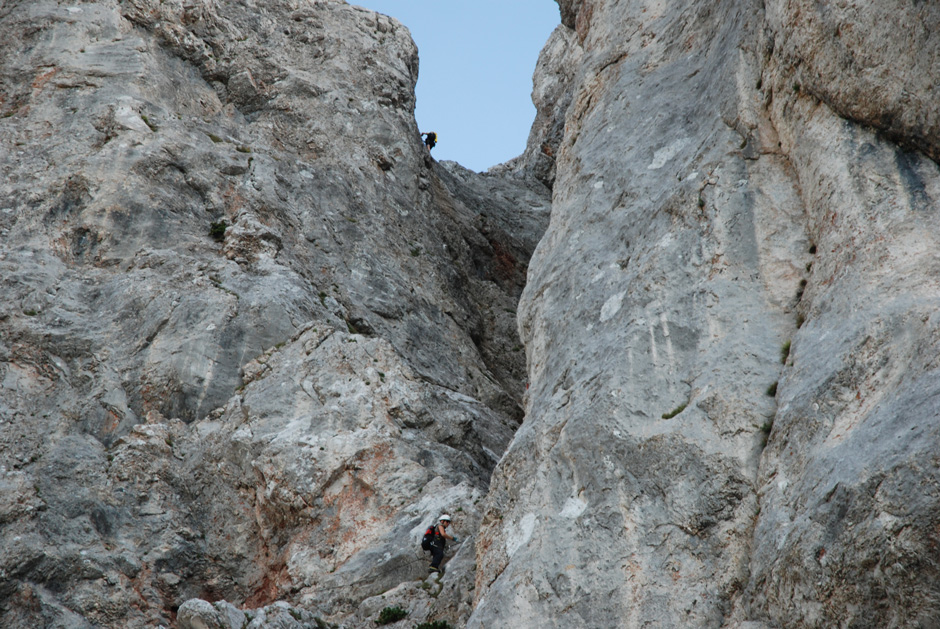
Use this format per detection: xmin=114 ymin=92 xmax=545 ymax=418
xmin=421 ymin=524 xmax=438 ymax=551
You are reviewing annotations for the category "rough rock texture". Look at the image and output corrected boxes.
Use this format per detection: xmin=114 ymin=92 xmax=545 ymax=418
xmin=0 ymin=0 xmax=548 ymax=627
xmin=471 ymin=0 xmax=940 ymax=628
xmin=766 ymin=0 xmax=940 ymax=163
xmin=741 ymin=3 xmax=940 ymax=626
xmin=508 ymin=25 xmax=581 ymax=191
xmin=176 ymin=598 xmax=327 ymax=629
xmin=4 ymin=0 xmax=940 ymax=626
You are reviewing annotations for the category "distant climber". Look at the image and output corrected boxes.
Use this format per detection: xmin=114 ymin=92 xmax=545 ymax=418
xmin=421 ymin=131 xmax=437 ymax=152
xmin=427 ymin=514 xmax=458 ymax=574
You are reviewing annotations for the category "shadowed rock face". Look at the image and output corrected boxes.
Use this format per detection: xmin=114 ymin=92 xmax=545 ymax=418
xmin=0 ymin=0 xmax=548 ymax=626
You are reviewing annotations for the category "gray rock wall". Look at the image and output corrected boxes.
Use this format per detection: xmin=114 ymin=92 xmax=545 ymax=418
xmin=3 ymin=0 xmax=940 ymax=626
xmin=741 ymin=2 xmax=940 ymax=624
xmin=472 ymin=0 xmax=791 ymax=624
xmin=471 ymin=0 xmax=940 ymax=627
xmin=0 ymin=0 xmax=548 ymax=626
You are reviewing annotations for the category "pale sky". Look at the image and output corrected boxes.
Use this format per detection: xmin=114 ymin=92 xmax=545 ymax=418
xmin=351 ymin=1 xmax=561 ymax=172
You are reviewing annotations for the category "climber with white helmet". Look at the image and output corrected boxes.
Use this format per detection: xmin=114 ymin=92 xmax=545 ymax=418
xmin=427 ymin=513 xmax=458 ymax=574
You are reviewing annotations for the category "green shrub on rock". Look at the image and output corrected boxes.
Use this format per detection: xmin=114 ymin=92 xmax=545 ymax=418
xmin=415 ymin=621 xmax=452 ymax=629
xmin=209 ymin=220 xmax=228 ymax=242
xmin=376 ymin=605 xmax=408 ymax=625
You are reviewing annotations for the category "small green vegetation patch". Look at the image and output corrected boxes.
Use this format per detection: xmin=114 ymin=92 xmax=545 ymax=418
xmin=209 ymin=220 xmax=228 ymax=242
xmin=415 ymin=621 xmax=452 ymax=629
xmin=766 ymin=381 xmax=778 ymax=397
xmin=661 ymin=403 xmax=686 ymax=420
xmin=759 ymin=419 xmax=774 ymax=448
xmin=376 ymin=606 xmax=408 ymax=625
xmin=780 ymin=340 xmax=791 ymax=364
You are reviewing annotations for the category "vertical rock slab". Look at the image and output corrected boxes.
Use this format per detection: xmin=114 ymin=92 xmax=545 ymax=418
xmin=473 ymin=0 xmax=940 ymax=626
xmin=737 ymin=1 xmax=940 ymax=625
xmin=471 ymin=0 xmax=807 ymax=625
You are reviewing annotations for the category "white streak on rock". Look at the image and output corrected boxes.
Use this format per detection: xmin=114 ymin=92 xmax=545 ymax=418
xmin=505 ymin=513 xmax=536 ymax=558
xmin=600 ymin=291 xmax=626 ymax=322
xmin=648 ymin=138 xmax=689 ymax=170
xmin=559 ymin=497 xmax=587 ymax=519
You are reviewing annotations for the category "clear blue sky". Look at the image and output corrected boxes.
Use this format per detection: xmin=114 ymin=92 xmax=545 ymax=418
xmin=351 ymin=1 xmax=560 ymax=172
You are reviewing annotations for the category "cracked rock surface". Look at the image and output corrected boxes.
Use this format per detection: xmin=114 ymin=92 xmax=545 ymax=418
xmin=4 ymin=0 xmax=940 ymax=627
xmin=471 ymin=0 xmax=940 ymax=627
xmin=0 ymin=1 xmax=548 ymax=627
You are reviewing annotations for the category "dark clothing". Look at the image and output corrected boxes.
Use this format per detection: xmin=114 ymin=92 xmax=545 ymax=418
xmin=422 ymin=132 xmax=437 ymax=150
xmin=429 ymin=522 xmax=449 ymax=570
xmin=429 ymin=538 xmax=445 ymax=569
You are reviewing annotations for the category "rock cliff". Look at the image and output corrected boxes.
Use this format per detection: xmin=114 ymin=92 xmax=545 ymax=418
xmin=2 ymin=0 xmax=940 ymax=627
xmin=0 ymin=1 xmax=548 ymax=626
xmin=472 ymin=0 xmax=940 ymax=627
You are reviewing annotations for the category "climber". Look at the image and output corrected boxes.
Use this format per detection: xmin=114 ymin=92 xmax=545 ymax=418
xmin=421 ymin=131 xmax=437 ymax=152
xmin=428 ymin=514 xmax=458 ymax=574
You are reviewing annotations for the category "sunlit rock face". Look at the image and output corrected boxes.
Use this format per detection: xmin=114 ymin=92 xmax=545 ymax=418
xmin=470 ymin=0 xmax=940 ymax=627
xmin=0 ymin=0 xmax=548 ymax=626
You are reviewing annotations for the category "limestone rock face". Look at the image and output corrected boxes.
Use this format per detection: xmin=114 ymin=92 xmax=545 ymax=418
xmin=765 ymin=0 xmax=940 ymax=163
xmin=4 ymin=0 xmax=940 ymax=626
xmin=0 ymin=0 xmax=548 ymax=627
xmin=511 ymin=25 xmax=581 ymax=190
xmin=471 ymin=0 xmax=940 ymax=627
xmin=741 ymin=1 xmax=940 ymax=624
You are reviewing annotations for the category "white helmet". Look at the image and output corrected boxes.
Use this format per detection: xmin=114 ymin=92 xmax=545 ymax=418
xmin=439 ymin=514 xmax=452 ymax=522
